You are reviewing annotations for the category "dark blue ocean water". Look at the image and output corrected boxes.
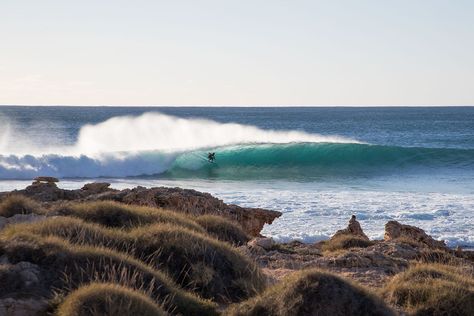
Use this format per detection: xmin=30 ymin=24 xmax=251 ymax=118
xmin=0 ymin=106 xmax=473 ymax=246
xmin=1 ymin=106 xmax=474 ymax=148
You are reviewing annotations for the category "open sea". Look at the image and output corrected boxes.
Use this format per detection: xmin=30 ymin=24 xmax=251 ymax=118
xmin=0 ymin=106 xmax=473 ymax=247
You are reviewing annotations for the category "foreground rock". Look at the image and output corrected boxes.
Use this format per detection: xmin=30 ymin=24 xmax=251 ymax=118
xmin=242 ymin=216 xmax=472 ymax=289
xmin=0 ymin=181 xmax=281 ymax=236
xmin=331 ymin=215 xmax=369 ymax=240
xmin=384 ymin=220 xmax=447 ymax=249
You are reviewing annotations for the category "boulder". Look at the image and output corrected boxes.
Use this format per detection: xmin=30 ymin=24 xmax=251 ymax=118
xmin=384 ymin=220 xmax=446 ymax=249
xmin=33 ymin=176 xmax=59 ymax=184
xmin=0 ymin=261 xmax=47 ymax=316
xmin=0 ymin=214 xmax=48 ymax=232
xmin=81 ymin=182 xmax=111 ymax=193
xmin=331 ymin=215 xmax=369 ymax=241
xmin=248 ymin=237 xmax=276 ymax=250
xmin=0 ymin=298 xmax=48 ymax=316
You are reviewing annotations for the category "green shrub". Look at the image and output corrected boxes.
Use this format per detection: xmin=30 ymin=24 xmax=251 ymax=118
xmin=0 ymin=233 xmax=217 ymax=316
xmin=229 ymin=269 xmax=395 ymax=316
xmin=0 ymin=195 xmax=42 ymax=217
xmin=55 ymin=283 xmax=166 ymax=316
xmin=195 ymin=215 xmax=250 ymax=245
xmin=54 ymin=201 xmax=204 ymax=232
xmin=321 ymin=234 xmax=374 ymax=252
xmin=382 ymin=263 xmax=474 ymax=315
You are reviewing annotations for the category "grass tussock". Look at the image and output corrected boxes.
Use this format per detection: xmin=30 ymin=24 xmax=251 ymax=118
xmin=382 ymin=263 xmax=474 ymax=316
xmin=228 ymin=269 xmax=395 ymax=316
xmin=0 ymin=195 xmax=43 ymax=217
xmin=54 ymin=201 xmax=204 ymax=232
xmin=321 ymin=234 xmax=374 ymax=253
xmin=195 ymin=215 xmax=250 ymax=246
xmin=4 ymin=217 xmax=265 ymax=303
xmin=0 ymin=232 xmax=217 ymax=316
xmin=55 ymin=283 xmax=166 ymax=316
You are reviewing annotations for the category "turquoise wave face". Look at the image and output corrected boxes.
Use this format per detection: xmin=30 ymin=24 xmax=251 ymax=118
xmin=1 ymin=143 xmax=473 ymax=180
xmin=166 ymin=143 xmax=474 ymax=180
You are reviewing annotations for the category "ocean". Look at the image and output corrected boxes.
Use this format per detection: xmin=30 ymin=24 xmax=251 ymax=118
xmin=0 ymin=106 xmax=473 ymax=247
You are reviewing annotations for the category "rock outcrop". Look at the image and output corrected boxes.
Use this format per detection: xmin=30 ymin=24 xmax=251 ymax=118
xmin=331 ymin=215 xmax=369 ymax=240
xmin=0 ymin=181 xmax=281 ymax=237
xmin=384 ymin=220 xmax=446 ymax=249
xmin=0 ymin=214 xmax=47 ymax=231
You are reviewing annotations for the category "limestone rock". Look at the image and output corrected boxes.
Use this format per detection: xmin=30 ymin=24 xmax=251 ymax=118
xmin=0 ymin=261 xmax=47 ymax=315
xmin=81 ymin=182 xmax=111 ymax=193
xmin=248 ymin=237 xmax=276 ymax=250
xmin=33 ymin=176 xmax=58 ymax=184
xmin=0 ymin=214 xmax=47 ymax=232
xmin=331 ymin=215 xmax=369 ymax=240
xmin=0 ymin=298 xmax=48 ymax=316
xmin=0 ymin=184 xmax=281 ymax=237
xmin=384 ymin=220 xmax=446 ymax=249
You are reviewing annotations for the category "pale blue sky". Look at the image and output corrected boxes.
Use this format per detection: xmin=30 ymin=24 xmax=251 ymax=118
xmin=1 ymin=0 xmax=473 ymax=105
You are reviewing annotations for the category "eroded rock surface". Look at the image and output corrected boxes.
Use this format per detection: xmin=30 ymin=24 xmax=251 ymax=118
xmin=331 ymin=215 xmax=369 ymax=240
xmin=0 ymin=181 xmax=281 ymax=237
xmin=384 ymin=220 xmax=447 ymax=249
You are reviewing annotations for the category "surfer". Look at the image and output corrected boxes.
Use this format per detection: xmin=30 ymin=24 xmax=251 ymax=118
xmin=207 ymin=152 xmax=216 ymax=163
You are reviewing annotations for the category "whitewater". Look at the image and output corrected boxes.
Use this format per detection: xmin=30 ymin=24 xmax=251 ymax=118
xmin=0 ymin=106 xmax=473 ymax=247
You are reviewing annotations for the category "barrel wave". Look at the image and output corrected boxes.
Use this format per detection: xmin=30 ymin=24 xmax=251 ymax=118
xmin=1 ymin=143 xmax=473 ymax=180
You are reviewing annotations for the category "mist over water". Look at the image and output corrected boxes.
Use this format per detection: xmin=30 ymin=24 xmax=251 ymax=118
xmin=0 ymin=106 xmax=473 ymax=247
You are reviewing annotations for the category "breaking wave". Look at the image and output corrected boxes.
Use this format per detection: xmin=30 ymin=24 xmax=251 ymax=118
xmin=0 ymin=113 xmax=473 ymax=180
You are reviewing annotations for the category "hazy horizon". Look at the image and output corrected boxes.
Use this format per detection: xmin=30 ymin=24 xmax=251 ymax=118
xmin=1 ymin=1 xmax=474 ymax=106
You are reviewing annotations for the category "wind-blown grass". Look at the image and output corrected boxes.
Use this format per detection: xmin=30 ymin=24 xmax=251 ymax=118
xmin=4 ymin=217 xmax=265 ymax=302
xmin=54 ymin=201 xmax=205 ymax=232
xmin=228 ymin=269 xmax=395 ymax=316
xmin=0 ymin=195 xmax=43 ymax=217
xmin=55 ymin=283 xmax=167 ymax=316
xmin=0 ymin=232 xmax=217 ymax=316
xmin=195 ymin=215 xmax=250 ymax=246
xmin=382 ymin=263 xmax=474 ymax=316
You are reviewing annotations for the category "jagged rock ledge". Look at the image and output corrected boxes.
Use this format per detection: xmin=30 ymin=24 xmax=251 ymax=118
xmin=0 ymin=180 xmax=282 ymax=237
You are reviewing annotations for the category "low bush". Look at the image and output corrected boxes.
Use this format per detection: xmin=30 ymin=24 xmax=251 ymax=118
xmin=5 ymin=217 xmax=265 ymax=303
xmin=55 ymin=283 xmax=166 ymax=316
xmin=0 ymin=233 xmax=217 ymax=316
xmin=0 ymin=195 xmax=42 ymax=217
xmin=321 ymin=234 xmax=374 ymax=252
xmin=382 ymin=263 xmax=474 ymax=315
xmin=195 ymin=215 xmax=250 ymax=245
xmin=131 ymin=223 xmax=265 ymax=302
xmin=54 ymin=201 xmax=204 ymax=232
xmin=228 ymin=269 xmax=394 ymax=316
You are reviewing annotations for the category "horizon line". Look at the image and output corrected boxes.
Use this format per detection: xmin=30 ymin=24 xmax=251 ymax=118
xmin=1 ymin=104 xmax=474 ymax=108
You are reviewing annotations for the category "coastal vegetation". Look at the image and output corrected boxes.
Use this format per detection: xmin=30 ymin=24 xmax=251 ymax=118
xmin=228 ymin=269 xmax=395 ymax=316
xmin=0 ymin=182 xmax=473 ymax=315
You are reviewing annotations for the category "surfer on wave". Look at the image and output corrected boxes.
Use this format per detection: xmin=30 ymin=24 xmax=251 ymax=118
xmin=207 ymin=152 xmax=216 ymax=163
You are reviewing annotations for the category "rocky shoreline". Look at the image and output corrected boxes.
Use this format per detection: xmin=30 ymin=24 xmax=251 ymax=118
xmin=0 ymin=179 xmax=281 ymax=237
xmin=0 ymin=179 xmax=473 ymax=315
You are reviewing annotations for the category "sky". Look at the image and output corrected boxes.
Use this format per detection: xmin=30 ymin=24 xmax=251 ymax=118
xmin=1 ymin=0 xmax=473 ymax=106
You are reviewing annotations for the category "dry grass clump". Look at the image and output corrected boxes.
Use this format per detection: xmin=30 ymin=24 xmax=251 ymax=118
xmin=415 ymin=249 xmax=459 ymax=264
xmin=321 ymin=234 xmax=374 ymax=253
xmin=229 ymin=269 xmax=395 ymax=316
xmin=55 ymin=283 xmax=166 ymax=316
xmin=195 ymin=215 xmax=250 ymax=245
xmin=54 ymin=201 xmax=204 ymax=232
xmin=382 ymin=263 xmax=474 ymax=316
xmin=130 ymin=224 xmax=265 ymax=302
xmin=0 ymin=195 xmax=43 ymax=217
xmin=0 ymin=233 xmax=217 ymax=316
xmin=5 ymin=217 xmax=265 ymax=303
